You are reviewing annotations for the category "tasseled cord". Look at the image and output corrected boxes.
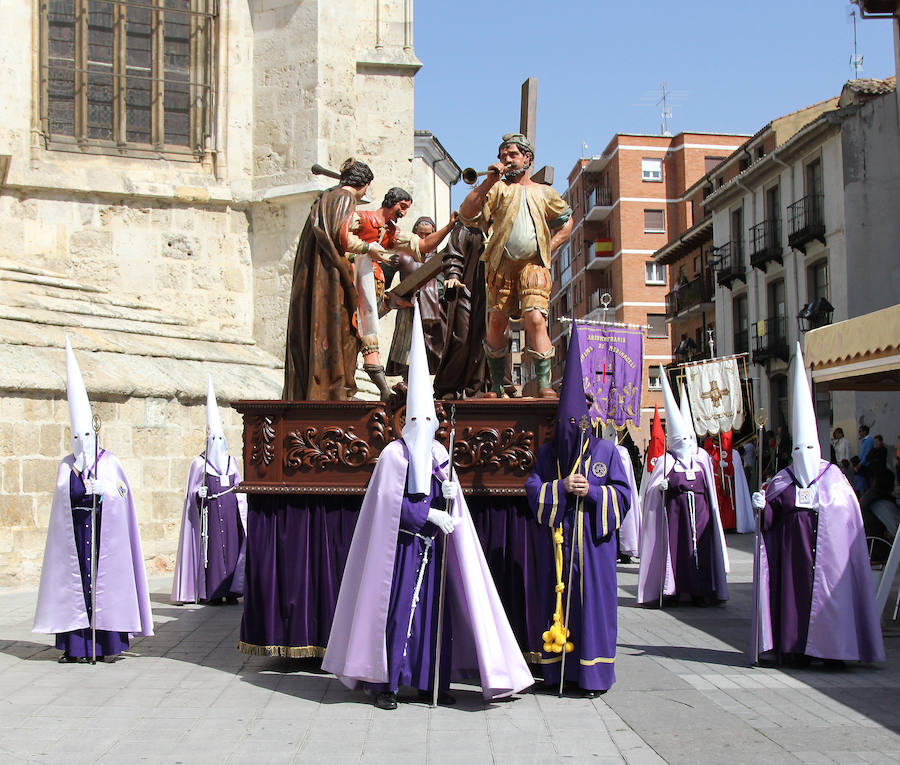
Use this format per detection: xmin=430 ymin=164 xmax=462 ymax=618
xmin=542 ymin=525 xmax=574 ymax=654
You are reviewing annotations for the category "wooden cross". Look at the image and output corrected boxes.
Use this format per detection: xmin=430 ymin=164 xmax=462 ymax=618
xmin=701 ymin=381 xmax=730 ymax=408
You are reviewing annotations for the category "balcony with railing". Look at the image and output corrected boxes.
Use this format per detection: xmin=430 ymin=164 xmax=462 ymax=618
xmin=586 ymin=238 xmax=616 ymax=270
xmin=787 ymin=194 xmax=825 ymax=253
xmin=665 ymin=272 xmax=715 ymax=319
xmin=585 ymin=185 xmax=614 ymax=223
xmin=711 ymin=241 xmax=745 ymax=289
xmin=752 ymin=315 xmax=789 ymax=364
xmin=749 ymin=219 xmax=782 ymax=271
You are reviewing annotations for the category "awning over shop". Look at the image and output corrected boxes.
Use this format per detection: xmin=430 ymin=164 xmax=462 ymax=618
xmin=805 ymin=304 xmax=900 ymax=391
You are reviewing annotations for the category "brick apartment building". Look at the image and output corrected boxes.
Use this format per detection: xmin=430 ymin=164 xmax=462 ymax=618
xmin=547 ymin=132 xmax=746 ymax=442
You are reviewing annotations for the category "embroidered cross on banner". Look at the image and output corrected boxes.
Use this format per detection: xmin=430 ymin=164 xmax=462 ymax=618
xmin=701 ymin=381 xmax=730 ymax=408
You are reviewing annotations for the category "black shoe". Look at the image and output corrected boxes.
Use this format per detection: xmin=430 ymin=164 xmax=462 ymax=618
xmin=375 ymin=692 xmax=398 ymax=710
xmin=417 ymin=689 xmax=456 ymax=706
xmin=225 ymin=595 xmax=239 ymax=605
xmin=617 ymin=554 xmax=632 ymax=564
xmin=58 ymin=654 xmax=79 ymax=664
xmin=582 ymin=688 xmax=607 ymax=699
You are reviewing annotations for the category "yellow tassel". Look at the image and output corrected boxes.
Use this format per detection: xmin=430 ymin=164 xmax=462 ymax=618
xmin=540 ymin=523 xmax=574 ymax=656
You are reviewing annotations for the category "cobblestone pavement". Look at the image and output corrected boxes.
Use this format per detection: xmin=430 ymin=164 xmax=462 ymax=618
xmin=0 ymin=535 xmax=898 ymax=764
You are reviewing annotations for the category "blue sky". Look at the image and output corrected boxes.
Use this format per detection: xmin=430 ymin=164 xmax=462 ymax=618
xmin=414 ymin=1 xmax=896 ymax=198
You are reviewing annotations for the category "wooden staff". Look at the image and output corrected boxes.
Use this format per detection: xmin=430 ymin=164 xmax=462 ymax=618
xmin=559 ymin=415 xmax=589 ymax=697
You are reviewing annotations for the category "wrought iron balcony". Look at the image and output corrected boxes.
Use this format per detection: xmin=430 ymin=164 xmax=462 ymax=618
xmin=665 ymin=272 xmax=715 ymax=319
xmin=787 ymin=194 xmax=825 ymax=253
xmin=585 ymin=186 xmax=613 ymax=222
xmin=749 ymin=219 xmax=782 ymax=271
xmin=711 ymin=241 xmax=745 ymax=289
xmin=752 ymin=315 xmax=789 ymax=364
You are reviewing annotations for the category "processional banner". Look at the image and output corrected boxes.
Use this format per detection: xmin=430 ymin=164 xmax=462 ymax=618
xmin=574 ymin=323 xmax=644 ymax=429
xmin=685 ymin=358 xmax=744 ymax=436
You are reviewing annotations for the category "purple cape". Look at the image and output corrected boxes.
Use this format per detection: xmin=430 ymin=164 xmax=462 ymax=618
xmin=33 ymin=453 xmax=153 ymax=637
xmin=753 ymin=461 xmax=885 ymax=662
xmin=525 ymin=437 xmax=631 ymax=691
xmin=637 ymin=448 xmax=730 ymax=604
xmin=170 ymin=455 xmax=248 ymax=604
xmin=321 ymin=440 xmax=534 ymax=699
xmin=617 ymin=444 xmax=642 ymax=558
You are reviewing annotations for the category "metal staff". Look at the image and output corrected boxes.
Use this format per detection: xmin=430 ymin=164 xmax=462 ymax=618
xmin=197 ymin=428 xmax=211 ymax=604
xmin=432 ymin=405 xmax=456 ymax=708
xmin=752 ymin=408 xmax=768 ymax=665
xmin=559 ymin=415 xmax=590 ymax=697
xmin=658 ymin=452 xmax=668 ymax=610
xmin=90 ymin=414 xmax=101 ymax=665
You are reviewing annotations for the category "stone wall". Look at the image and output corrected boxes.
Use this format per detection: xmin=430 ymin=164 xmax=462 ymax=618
xmin=0 ymin=391 xmax=244 ymax=588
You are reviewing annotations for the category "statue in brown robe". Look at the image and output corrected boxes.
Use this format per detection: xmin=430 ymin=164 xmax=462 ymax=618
xmin=283 ymin=160 xmax=373 ymax=400
xmin=433 ymin=224 xmax=491 ymax=399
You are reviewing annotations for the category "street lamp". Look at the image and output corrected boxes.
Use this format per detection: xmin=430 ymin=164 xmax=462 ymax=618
xmin=797 ymin=297 xmax=835 ymax=333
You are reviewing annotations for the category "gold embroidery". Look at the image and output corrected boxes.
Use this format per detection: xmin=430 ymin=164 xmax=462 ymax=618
xmin=580 ymin=656 xmax=616 ymax=666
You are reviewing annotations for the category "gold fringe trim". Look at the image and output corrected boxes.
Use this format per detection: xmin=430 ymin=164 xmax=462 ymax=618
xmin=237 ymin=641 xmax=326 ymax=659
xmin=239 ymin=643 xmax=545 ymax=666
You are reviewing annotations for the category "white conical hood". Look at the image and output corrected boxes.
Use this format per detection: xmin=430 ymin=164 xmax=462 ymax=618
xmin=601 ymin=421 xmax=618 ymax=444
xmin=660 ymin=365 xmax=695 ymax=464
xmin=679 ymin=382 xmax=695 ymax=436
xmin=791 ymin=342 xmax=820 ymax=488
xmin=66 ymin=338 xmax=97 ymax=475
xmin=206 ymin=375 xmax=229 ymax=475
xmin=401 ymin=303 xmax=438 ymax=494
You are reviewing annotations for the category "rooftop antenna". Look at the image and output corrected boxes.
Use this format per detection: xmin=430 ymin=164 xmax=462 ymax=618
xmin=657 ymin=82 xmax=673 ymax=137
xmin=849 ymin=7 xmax=864 ymax=78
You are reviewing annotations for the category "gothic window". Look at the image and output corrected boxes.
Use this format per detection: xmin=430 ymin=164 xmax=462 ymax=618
xmin=40 ymin=0 xmax=217 ymax=159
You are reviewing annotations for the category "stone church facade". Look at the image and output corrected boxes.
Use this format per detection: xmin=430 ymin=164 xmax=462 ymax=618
xmin=0 ymin=1 xmax=455 ymax=584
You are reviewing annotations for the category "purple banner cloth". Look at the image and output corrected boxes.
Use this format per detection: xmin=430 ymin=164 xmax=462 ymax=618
xmin=34 ymin=453 xmax=153 ymax=638
xmin=753 ymin=461 xmax=885 ymax=662
xmin=575 ymin=323 xmax=644 ymax=429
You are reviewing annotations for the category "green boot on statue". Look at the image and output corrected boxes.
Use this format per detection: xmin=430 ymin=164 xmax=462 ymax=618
xmin=483 ymin=343 xmax=507 ymax=398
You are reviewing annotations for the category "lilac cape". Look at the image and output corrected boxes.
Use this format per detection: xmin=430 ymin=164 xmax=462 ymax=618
xmin=33 ymin=453 xmax=153 ymax=637
xmin=170 ymin=455 xmax=248 ymax=604
xmin=637 ymin=448 xmax=730 ymax=604
xmin=617 ymin=444 xmax=642 ymax=557
xmin=321 ymin=440 xmax=534 ymax=699
xmin=732 ymin=449 xmax=754 ymax=534
xmin=753 ymin=461 xmax=885 ymax=662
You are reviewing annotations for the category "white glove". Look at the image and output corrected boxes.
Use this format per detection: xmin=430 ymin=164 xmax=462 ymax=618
xmin=659 ymin=478 xmax=669 ymax=493
xmin=441 ymin=480 xmax=459 ymax=499
xmin=82 ymin=478 xmax=101 ymax=496
xmin=427 ymin=508 xmax=455 ymax=535
xmin=751 ymin=491 xmax=765 ymax=510
xmin=197 ymin=485 xmax=209 ymax=500
xmin=366 ymin=242 xmax=388 ymax=262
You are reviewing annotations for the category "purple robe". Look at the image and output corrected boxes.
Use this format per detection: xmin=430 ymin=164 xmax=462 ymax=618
xmin=753 ymin=460 xmax=885 ymax=662
xmin=53 ymin=467 xmax=130 ymax=657
xmin=171 ymin=456 xmax=248 ymax=604
xmin=370 ymin=467 xmax=451 ymax=693
xmin=322 ymin=440 xmax=534 ymax=699
xmin=524 ymin=438 xmax=631 ymax=692
xmin=616 ymin=444 xmax=641 ymax=558
xmin=34 ymin=453 xmax=153 ymax=640
xmin=637 ymin=449 xmax=729 ymax=605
